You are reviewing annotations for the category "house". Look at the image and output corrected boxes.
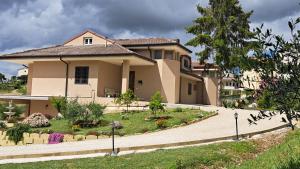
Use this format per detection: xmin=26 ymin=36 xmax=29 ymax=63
xmin=0 ymin=30 xmax=218 ymax=117
xmin=17 ymin=67 xmax=28 ymax=77
xmin=192 ymin=62 xmax=261 ymax=102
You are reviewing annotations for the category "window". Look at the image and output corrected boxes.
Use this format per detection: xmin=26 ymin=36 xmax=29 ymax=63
xmin=188 ymin=83 xmax=192 ymax=95
xmin=164 ymin=50 xmax=174 ymax=60
xmin=84 ymin=37 xmax=93 ymax=45
xmin=153 ymin=50 xmax=162 ymax=59
xmin=184 ymin=59 xmax=190 ymax=68
xmin=75 ymin=66 xmax=89 ymax=84
xmin=176 ymin=52 xmax=180 ymax=61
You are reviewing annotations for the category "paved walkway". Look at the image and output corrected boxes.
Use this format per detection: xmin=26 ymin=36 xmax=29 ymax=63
xmin=0 ymin=106 xmax=285 ymax=160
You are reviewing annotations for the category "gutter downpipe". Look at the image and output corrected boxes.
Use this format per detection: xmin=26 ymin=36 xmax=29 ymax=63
xmin=60 ymin=57 xmax=69 ymax=98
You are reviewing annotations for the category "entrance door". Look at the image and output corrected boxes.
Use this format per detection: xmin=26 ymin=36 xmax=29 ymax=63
xmin=129 ymin=71 xmax=135 ymax=92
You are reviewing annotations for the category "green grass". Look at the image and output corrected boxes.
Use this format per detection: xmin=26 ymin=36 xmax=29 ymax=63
xmin=2 ymin=128 xmax=299 ymax=169
xmin=229 ymin=129 xmax=300 ymax=169
xmin=34 ymin=109 xmax=214 ymax=136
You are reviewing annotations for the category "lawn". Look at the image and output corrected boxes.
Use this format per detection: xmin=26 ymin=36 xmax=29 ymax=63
xmin=34 ymin=109 xmax=215 ymax=136
xmin=2 ymin=128 xmax=297 ymax=169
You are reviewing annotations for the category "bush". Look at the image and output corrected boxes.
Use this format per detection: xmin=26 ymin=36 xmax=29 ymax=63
xmin=149 ymin=92 xmax=165 ymax=116
xmin=0 ymin=121 xmax=7 ymax=129
xmin=86 ymin=102 xmax=106 ymax=120
xmin=50 ymin=96 xmax=67 ymax=117
xmin=7 ymin=123 xmax=30 ymax=144
xmin=65 ymin=100 xmax=106 ymax=127
xmin=174 ymin=107 xmax=183 ymax=112
xmin=179 ymin=117 xmax=189 ymax=124
xmin=257 ymin=89 xmax=275 ymax=109
xmin=114 ymin=90 xmax=138 ymax=113
xmin=156 ymin=119 xmax=167 ymax=129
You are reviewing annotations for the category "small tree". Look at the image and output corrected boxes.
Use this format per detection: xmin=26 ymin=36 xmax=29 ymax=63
xmin=50 ymin=96 xmax=67 ymax=117
xmin=247 ymin=17 xmax=300 ymax=129
xmin=114 ymin=90 xmax=137 ymax=113
xmin=149 ymin=92 xmax=165 ymax=116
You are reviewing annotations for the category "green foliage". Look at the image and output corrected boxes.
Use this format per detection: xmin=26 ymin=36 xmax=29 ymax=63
xmin=17 ymin=85 xmax=27 ymax=95
xmin=186 ymin=0 xmax=254 ymax=72
xmin=249 ymin=17 xmax=300 ymax=129
xmin=257 ymin=89 xmax=275 ymax=109
xmin=64 ymin=99 xmax=106 ymax=127
xmin=114 ymin=90 xmax=138 ymax=113
xmin=174 ymin=107 xmax=183 ymax=112
xmin=0 ymin=121 xmax=7 ymax=129
xmin=0 ymin=73 xmax=6 ymax=83
xmin=149 ymin=91 xmax=165 ymax=116
xmin=50 ymin=96 xmax=67 ymax=116
xmin=86 ymin=102 xmax=106 ymax=120
xmin=155 ymin=119 xmax=167 ymax=129
xmin=65 ymin=99 xmax=87 ymax=124
xmin=6 ymin=123 xmax=30 ymax=144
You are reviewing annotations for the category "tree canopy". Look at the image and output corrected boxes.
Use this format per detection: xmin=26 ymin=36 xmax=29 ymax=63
xmin=186 ymin=0 xmax=254 ymax=72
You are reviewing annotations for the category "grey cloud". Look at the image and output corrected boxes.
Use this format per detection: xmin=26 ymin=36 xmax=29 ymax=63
xmin=240 ymin=0 xmax=300 ymax=22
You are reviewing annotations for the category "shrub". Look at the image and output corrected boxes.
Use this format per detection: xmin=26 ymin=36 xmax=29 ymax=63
xmin=174 ymin=107 xmax=183 ymax=112
xmin=65 ymin=100 xmax=106 ymax=127
xmin=48 ymin=133 xmax=64 ymax=144
xmin=156 ymin=119 xmax=167 ymax=129
xmin=86 ymin=102 xmax=106 ymax=120
xmin=50 ymin=96 xmax=67 ymax=117
xmin=179 ymin=117 xmax=189 ymax=124
xmin=65 ymin=99 xmax=86 ymax=124
xmin=72 ymin=125 xmax=80 ymax=132
xmin=22 ymin=113 xmax=50 ymax=128
xmin=257 ymin=89 xmax=275 ymax=109
xmin=7 ymin=123 xmax=30 ymax=144
xmin=114 ymin=90 xmax=138 ymax=113
xmin=0 ymin=121 xmax=7 ymax=129
xmin=149 ymin=91 xmax=165 ymax=116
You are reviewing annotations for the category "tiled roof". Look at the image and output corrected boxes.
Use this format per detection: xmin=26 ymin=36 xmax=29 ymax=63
xmin=113 ymin=38 xmax=192 ymax=53
xmin=0 ymin=44 xmax=135 ymax=58
xmin=113 ymin=38 xmax=180 ymax=46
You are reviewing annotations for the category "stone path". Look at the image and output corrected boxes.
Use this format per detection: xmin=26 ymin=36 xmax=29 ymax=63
xmin=0 ymin=105 xmax=285 ymax=162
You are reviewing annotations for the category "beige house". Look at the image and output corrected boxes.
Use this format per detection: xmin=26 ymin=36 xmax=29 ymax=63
xmin=0 ymin=30 xmax=218 ymax=117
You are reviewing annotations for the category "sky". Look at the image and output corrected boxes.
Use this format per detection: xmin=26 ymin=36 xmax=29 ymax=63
xmin=0 ymin=0 xmax=299 ymax=77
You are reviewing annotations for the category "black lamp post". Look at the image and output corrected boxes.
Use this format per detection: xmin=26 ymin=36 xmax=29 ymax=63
xmin=234 ymin=112 xmax=239 ymax=140
xmin=111 ymin=121 xmax=117 ymax=156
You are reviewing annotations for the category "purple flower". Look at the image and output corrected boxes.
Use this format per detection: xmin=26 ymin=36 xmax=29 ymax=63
xmin=48 ymin=133 xmax=64 ymax=144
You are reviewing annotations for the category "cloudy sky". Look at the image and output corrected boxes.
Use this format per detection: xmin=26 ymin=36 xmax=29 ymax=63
xmin=0 ymin=0 xmax=299 ymax=77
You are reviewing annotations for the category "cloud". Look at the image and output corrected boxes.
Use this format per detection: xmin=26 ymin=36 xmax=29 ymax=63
xmin=0 ymin=0 xmax=298 ymax=76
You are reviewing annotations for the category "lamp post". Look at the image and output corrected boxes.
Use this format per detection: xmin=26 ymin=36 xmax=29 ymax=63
xmin=111 ymin=121 xmax=117 ymax=156
xmin=234 ymin=112 xmax=239 ymax=140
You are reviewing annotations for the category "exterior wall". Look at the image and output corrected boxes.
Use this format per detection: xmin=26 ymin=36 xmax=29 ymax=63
xmin=64 ymin=32 xmax=112 ymax=46
xmin=26 ymin=64 xmax=33 ymax=95
xmin=202 ymin=77 xmax=218 ymax=106
xmin=97 ymin=62 xmax=121 ymax=97
xmin=68 ymin=61 xmax=99 ymax=98
xmin=180 ymin=77 xmax=198 ymax=104
xmin=30 ymin=100 xmax=58 ymax=117
xmin=31 ymin=61 xmax=66 ymax=96
xmin=131 ymin=59 xmax=181 ymax=104
xmin=130 ymin=65 xmax=162 ymax=101
xmin=157 ymin=59 xmax=180 ymax=104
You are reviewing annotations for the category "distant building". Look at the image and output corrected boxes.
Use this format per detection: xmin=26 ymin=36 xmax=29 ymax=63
xmin=17 ymin=67 xmax=28 ymax=77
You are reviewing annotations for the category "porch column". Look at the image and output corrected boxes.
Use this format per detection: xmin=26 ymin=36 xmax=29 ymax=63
xmin=121 ymin=60 xmax=130 ymax=93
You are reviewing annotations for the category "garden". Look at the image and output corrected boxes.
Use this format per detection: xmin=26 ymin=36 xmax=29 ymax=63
xmin=0 ymin=91 xmax=216 ymax=146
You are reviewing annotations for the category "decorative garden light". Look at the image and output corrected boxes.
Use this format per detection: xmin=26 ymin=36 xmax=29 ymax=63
xmin=111 ymin=121 xmax=117 ymax=156
xmin=234 ymin=112 xmax=239 ymax=140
